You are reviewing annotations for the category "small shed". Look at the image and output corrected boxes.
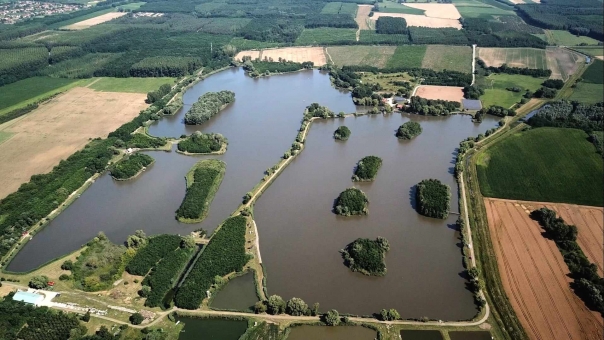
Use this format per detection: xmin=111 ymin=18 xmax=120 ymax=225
xmin=12 ymin=291 xmax=44 ymax=306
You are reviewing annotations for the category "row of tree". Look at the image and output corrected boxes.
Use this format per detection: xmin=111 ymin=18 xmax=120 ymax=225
xmin=477 ymin=59 xmax=552 ymax=78
xmin=305 ymin=14 xmax=358 ymax=29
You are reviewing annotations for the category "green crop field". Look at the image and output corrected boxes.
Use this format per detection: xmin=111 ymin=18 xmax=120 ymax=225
xmin=479 ymin=74 xmax=545 ymax=108
xmin=118 ymin=2 xmax=146 ymax=10
xmin=359 ymin=31 xmax=410 ymax=44
xmin=0 ymin=77 xmax=80 ymax=113
xmin=455 ymin=3 xmax=515 ymax=19
xmin=582 ymin=59 xmax=604 ymax=84
xmin=569 ymin=83 xmax=604 ymax=104
xmin=570 ymin=47 xmax=604 ymax=57
xmin=385 ymin=45 xmax=426 ymax=69
xmin=326 ymin=46 xmax=396 ymax=68
xmin=377 ymin=2 xmax=425 ymax=14
xmin=320 ymin=2 xmax=358 ymax=16
xmin=543 ymin=30 xmax=601 ymax=46
xmin=89 ymin=77 xmax=177 ymax=93
xmin=422 ymin=45 xmax=472 ymax=73
xmin=295 ymin=28 xmax=357 ymax=45
xmin=477 ymin=127 xmax=603 ymax=207
xmin=0 ymin=132 xmax=14 ymax=145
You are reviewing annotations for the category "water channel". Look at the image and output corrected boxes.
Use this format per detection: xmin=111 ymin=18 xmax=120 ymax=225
xmin=176 ymin=317 xmax=247 ymax=340
xmin=400 ymin=330 xmax=444 ymax=340
xmin=286 ymin=325 xmax=377 ymax=340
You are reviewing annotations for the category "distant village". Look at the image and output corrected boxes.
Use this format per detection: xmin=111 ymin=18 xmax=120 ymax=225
xmin=0 ymin=1 xmax=84 ymax=24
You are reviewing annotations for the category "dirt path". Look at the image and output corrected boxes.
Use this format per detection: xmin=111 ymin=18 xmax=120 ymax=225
xmin=251 ymin=219 xmax=262 ymax=264
xmin=471 ymin=44 xmax=476 ymax=86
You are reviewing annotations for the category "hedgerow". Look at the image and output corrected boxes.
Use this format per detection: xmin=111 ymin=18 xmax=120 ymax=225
xmin=175 ymin=159 xmax=226 ymax=222
xmin=143 ymin=246 xmax=195 ymax=308
xmin=126 ymin=235 xmax=182 ymax=276
xmin=174 ymin=215 xmax=249 ymax=309
xmin=416 ymin=179 xmax=450 ymax=219
xmin=110 ymin=154 xmax=154 ymax=180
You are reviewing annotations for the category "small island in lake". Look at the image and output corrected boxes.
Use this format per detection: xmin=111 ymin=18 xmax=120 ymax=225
xmin=340 ymin=237 xmax=390 ymax=276
xmin=352 ymin=155 xmax=382 ymax=182
xmin=176 ymin=159 xmax=226 ymax=223
xmin=396 ymin=121 xmax=422 ymax=140
xmin=333 ymin=126 xmax=351 ymax=141
xmin=110 ymin=154 xmax=154 ymax=180
xmin=416 ymin=178 xmax=451 ymax=219
xmin=184 ymin=90 xmax=235 ymax=125
xmin=334 ymin=187 xmax=368 ymax=216
xmin=177 ymin=131 xmax=227 ymax=154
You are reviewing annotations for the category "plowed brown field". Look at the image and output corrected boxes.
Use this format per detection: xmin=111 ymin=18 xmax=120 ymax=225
xmin=415 ymin=85 xmax=463 ymax=102
xmin=485 ymin=198 xmax=603 ymax=340
xmin=235 ymin=47 xmax=326 ymax=66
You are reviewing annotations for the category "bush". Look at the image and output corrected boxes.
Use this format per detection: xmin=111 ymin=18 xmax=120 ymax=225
xmin=61 ymin=260 xmax=73 ymax=271
xmin=352 ymin=156 xmax=383 ymax=182
xmin=176 ymin=159 xmax=226 ymax=222
xmin=396 ymin=121 xmax=422 ymax=140
xmin=340 ymin=237 xmax=390 ymax=276
xmin=254 ymin=301 xmax=267 ymax=314
xmin=334 ymin=188 xmax=369 ymax=216
xmin=534 ymin=86 xmax=557 ymax=99
xmin=59 ymin=274 xmax=70 ymax=281
xmin=463 ymin=85 xmax=484 ymax=99
xmin=130 ymin=313 xmax=144 ymax=325
xmin=81 ymin=311 xmax=91 ymax=322
xmin=126 ymin=235 xmax=182 ymax=276
xmin=542 ymin=79 xmax=564 ymax=89
xmin=306 ymin=102 xmax=334 ymax=119
xmin=267 ymin=295 xmax=286 ymax=315
xmin=28 ymin=275 xmax=49 ymax=289
xmin=333 ymin=126 xmax=351 ymax=140
xmin=379 ymin=308 xmax=400 ymax=321
xmin=184 ymin=91 xmax=235 ymax=125
xmin=416 ymin=179 xmax=451 ymax=219
xmin=324 ymin=310 xmax=340 ymax=326
xmin=174 ymin=216 xmax=248 ymax=309
xmin=177 ymin=132 xmax=227 ymax=154
xmin=110 ymin=154 xmax=154 ymax=180
xmin=285 ymin=297 xmax=308 ymax=316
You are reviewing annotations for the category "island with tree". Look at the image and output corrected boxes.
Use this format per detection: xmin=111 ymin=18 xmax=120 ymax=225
xmin=176 ymin=159 xmax=226 ymax=223
xmin=110 ymin=153 xmax=154 ymax=180
xmin=334 ymin=188 xmax=369 ymax=216
xmin=340 ymin=237 xmax=390 ymax=276
xmin=416 ymin=179 xmax=451 ymax=219
xmin=177 ymin=131 xmax=227 ymax=154
xmin=184 ymin=90 xmax=235 ymax=125
xmin=396 ymin=121 xmax=423 ymax=140
xmin=352 ymin=155 xmax=383 ymax=182
xmin=333 ymin=126 xmax=351 ymax=141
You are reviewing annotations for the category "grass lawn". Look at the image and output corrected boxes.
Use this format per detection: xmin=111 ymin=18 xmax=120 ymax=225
xmin=359 ymin=72 xmax=416 ymax=92
xmin=569 ymin=83 xmax=604 ymax=104
xmin=326 ymin=46 xmax=396 ymax=68
xmin=479 ymin=74 xmax=545 ymax=108
xmin=477 ymin=127 xmax=603 ymax=207
xmin=385 ymin=45 xmax=426 ymax=69
xmin=0 ymin=131 xmax=14 ymax=145
xmin=422 ymin=45 xmax=472 ymax=73
xmin=544 ymin=30 xmax=601 ymax=46
xmin=295 ymin=28 xmax=357 ymax=45
xmin=89 ymin=77 xmax=177 ymax=93
xmin=0 ymin=77 xmax=82 ymax=114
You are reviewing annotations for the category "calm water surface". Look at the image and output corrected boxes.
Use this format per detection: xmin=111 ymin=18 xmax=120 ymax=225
xmin=210 ymin=272 xmax=258 ymax=312
xmin=254 ymin=114 xmax=498 ymax=320
xmin=286 ymin=326 xmax=377 ymax=340
xmin=7 ymin=68 xmax=355 ymax=272
xmin=176 ymin=317 xmax=247 ymax=340
xmin=400 ymin=330 xmax=444 ymax=340
xmin=448 ymin=331 xmax=492 ymax=340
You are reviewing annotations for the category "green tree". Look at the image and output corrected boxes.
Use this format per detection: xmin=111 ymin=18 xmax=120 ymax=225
xmin=180 ymin=236 xmax=196 ymax=249
xmin=311 ymin=302 xmax=320 ymax=316
xmin=61 ymin=260 xmax=73 ymax=270
xmin=130 ymin=312 xmax=144 ymax=325
xmin=28 ymin=275 xmax=49 ymax=289
xmin=139 ymin=286 xmax=151 ymax=298
xmin=126 ymin=230 xmax=148 ymax=248
xmin=81 ymin=310 xmax=91 ymax=322
xmin=254 ymin=301 xmax=267 ymax=314
xmin=324 ymin=309 xmax=340 ymax=326
xmin=286 ymin=297 xmax=308 ymax=316
xmin=267 ymin=295 xmax=285 ymax=315
xmin=396 ymin=121 xmax=422 ymax=140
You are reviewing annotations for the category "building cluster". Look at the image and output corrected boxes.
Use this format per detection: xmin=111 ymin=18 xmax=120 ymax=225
xmin=0 ymin=1 xmax=83 ymax=24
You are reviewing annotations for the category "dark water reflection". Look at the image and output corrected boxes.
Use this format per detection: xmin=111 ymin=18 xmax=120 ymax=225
xmin=286 ymin=326 xmax=377 ymax=340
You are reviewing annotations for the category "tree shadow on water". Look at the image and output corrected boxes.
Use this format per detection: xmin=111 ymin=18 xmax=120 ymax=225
xmin=408 ymin=185 xmax=417 ymax=210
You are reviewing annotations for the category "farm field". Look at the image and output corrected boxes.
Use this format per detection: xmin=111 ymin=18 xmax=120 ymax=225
xmin=478 ymin=47 xmax=547 ymax=69
xmin=542 ymin=30 xmax=601 ymax=47
xmin=385 ymin=45 xmax=426 ymax=69
xmin=415 ymin=85 xmax=463 ymax=102
xmin=570 ymin=46 xmax=603 ymax=58
xmin=295 ymin=28 xmax=357 ymax=45
xmin=326 ymin=46 xmax=396 ymax=68
xmin=256 ymin=47 xmax=327 ymax=66
xmin=355 ymin=5 xmax=373 ymax=30
xmin=0 ymin=87 xmax=147 ymax=199
xmin=403 ymin=3 xmax=461 ymax=19
xmin=0 ymin=131 xmax=13 ymax=146
xmin=478 ymin=73 xmax=544 ymax=108
xmin=88 ymin=77 xmax=176 ymax=93
xmin=62 ymin=12 xmax=127 ymax=30
xmin=545 ymin=47 xmax=585 ymax=81
xmin=320 ymin=2 xmax=358 ymax=16
xmin=477 ymin=127 xmax=604 ymax=207
xmin=454 ymin=1 xmax=515 ymax=18
xmin=484 ymin=197 xmax=603 ymax=340
xmin=422 ymin=45 xmax=472 ymax=73
xmin=0 ymin=77 xmax=79 ymax=113
xmin=371 ymin=12 xmax=462 ymax=29
xmin=117 ymin=2 xmax=146 ymax=10
xmin=376 ymin=1 xmax=425 ymax=14
xmin=569 ymin=83 xmax=604 ymax=104
xmin=581 ymin=59 xmax=604 ymax=84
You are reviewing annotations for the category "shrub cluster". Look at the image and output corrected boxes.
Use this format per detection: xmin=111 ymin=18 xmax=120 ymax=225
xmin=404 ymin=96 xmax=460 ymax=116
xmin=126 ymin=235 xmax=182 ymax=276
xmin=531 ymin=208 xmax=603 ymax=314
xmin=542 ymin=79 xmax=564 ymax=90
xmin=184 ymin=90 xmax=235 ymax=125
xmin=174 ymin=215 xmax=249 ymax=309
xmin=175 ymin=159 xmax=226 ymax=222
xmin=352 ymin=156 xmax=383 ymax=182
xmin=340 ymin=237 xmax=390 ymax=276
xmin=416 ymin=179 xmax=450 ymax=219
xmin=334 ymin=188 xmax=368 ymax=216
xmin=396 ymin=121 xmax=422 ymax=140
xmin=463 ymin=85 xmax=484 ymax=100
xmin=143 ymin=246 xmax=195 ymax=308
xmin=306 ymin=102 xmax=335 ymax=118
xmin=177 ymin=131 xmax=227 ymax=154
xmin=146 ymin=83 xmax=172 ymax=104
xmin=110 ymin=153 xmax=154 ymax=180
xmin=333 ymin=126 xmax=351 ymax=141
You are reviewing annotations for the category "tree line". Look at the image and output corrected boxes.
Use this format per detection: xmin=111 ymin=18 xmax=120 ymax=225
xmin=305 ymin=14 xmax=358 ymax=29
xmin=403 ymin=96 xmax=461 ymax=116
xmin=477 ymin=59 xmax=552 ymax=78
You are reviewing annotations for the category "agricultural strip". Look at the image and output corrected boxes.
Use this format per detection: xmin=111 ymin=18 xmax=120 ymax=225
xmin=88 ymin=77 xmax=177 ymax=93
xmin=543 ymin=30 xmax=601 ymax=47
xmin=484 ymin=198 xmax=603 ymax=340
xmin=62 ymin=12 xmax=127 ymax=30
xmin=415 ymin=85 xmax=463 ymax=102
xmin=0 ymin=87 xmax=147 ymax=199
xmin=476 ymin=127 xmax=603 ymax=207
xmin=478 ymin=48 xmax=547 ymax=69
xmin=422 ymin=45 xmax=472 ymax=74
xmin=355 ymin=5 xmax=373 ymax=30
xmin=176 ymin=159 xmax=226 ymax=224
xmin=326 ymin=46 xmax=396 ymax=68
xmin=371 ymin=12 xmax=462 ymax=29
xmin=385 ymin=45 xmax=426 ymax=69
xmin=0 ymin=77 xmax=80 ymax=114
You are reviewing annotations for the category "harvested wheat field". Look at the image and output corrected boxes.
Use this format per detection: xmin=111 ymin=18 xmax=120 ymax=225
xmin=62 ymin=12 xmax=127 ymax=30
xmin=235 ymin=50 xmax=261 ymax=61
xmin=546 ymin=47 xmax=585 ymax=81
xmin=356 ymin=5 xmax=373 ymax=30
xmin=371 ymin=12 xmax=462 ymax=29
xmin=236 ymin=47 xmax=327 ymax=66
xmin=404 ymin=3 xmax=461 ymax=19
xmin=485 ymin=198 xmax=603 ymax=340
xmin=478 ymin=47 xmax=547 ymax=69
xmin=0 ymin=87 xmax=147 ymax=199
xmin=415 ymin=85 xmax=463 ymax=102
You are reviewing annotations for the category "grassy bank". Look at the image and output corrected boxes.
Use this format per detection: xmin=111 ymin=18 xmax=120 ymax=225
xmin=176 ymin=159 xmax=226 ymax=224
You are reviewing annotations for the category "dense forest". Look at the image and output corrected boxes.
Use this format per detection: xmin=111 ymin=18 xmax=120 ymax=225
xmin=177 ymin=132 xmax=227 ymax=154
xmin=184 ymin=90 xmax=235 ymax=125
xmin=396 ymin=121 xmax=422 ymax=140
xmin=531 ymin=208 xmax=604 ymax=315
xmin=415 ymin=179 xmax=451 ymax=219
xmin=528 ymin=101 xmax=603 ymax=132
xmin=376 ymin=17 xmax=407 ymax=34
xmin=352 ymin=155 xmax=383 ymax=182
xmin=110 ymin=153 xmax=154 ymax=180
xmin=340 ymin=237 xmax=390 ymax=276
xmin=126 ymin=234 xmax=182 ymax=276
xmin=176 ymin=159 xmax=226 ymax=222
xmin=174 ymin=215 xmax=249 ymax=309
xmin=143 ymin=245 xmax=195 ymax=308
xmin=334 ymin=187 xmax=369 ymax=216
